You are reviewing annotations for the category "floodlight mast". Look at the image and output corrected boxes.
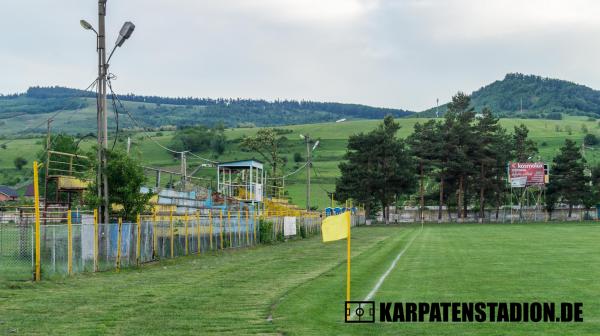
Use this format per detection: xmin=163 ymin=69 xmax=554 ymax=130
xmin=81 ymin=0 xmax=135 ymax=225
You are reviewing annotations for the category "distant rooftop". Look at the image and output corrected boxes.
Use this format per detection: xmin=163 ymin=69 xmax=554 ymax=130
xmin=0 ymin=186 xmax=18 ymax=197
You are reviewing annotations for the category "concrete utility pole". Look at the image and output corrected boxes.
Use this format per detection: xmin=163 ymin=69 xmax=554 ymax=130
xmin=98 ymin=0 xmax=110 ymax=225
xmin=181 ymin=151 xmax=187 ymax=190
xmin=299 ymin=133 xmax=320 ymax=211
xmin=305 ymin=135 xmax=311 ymax=211
xmin=82 ymin=0 xmax=135 ymax=225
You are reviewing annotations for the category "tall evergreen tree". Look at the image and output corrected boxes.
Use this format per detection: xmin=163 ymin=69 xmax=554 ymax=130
xmin=473 ymin=108 xmax=502 ymax=221
xmin=336 ymin=116 xmax=416 ymax=222
xmin=546 ymin=139 xmax=591 ymax=217
xmin=407 ymin=120 xmax=442 ymax=222
xmin=442 ymin=92 xmax=477 ymax=221
xmin=512 ymin=124 xmax=538 ymax=162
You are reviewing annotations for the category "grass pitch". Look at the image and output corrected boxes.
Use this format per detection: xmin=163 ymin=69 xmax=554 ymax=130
xmin=1 ymin=222 xmax=599 ymax=335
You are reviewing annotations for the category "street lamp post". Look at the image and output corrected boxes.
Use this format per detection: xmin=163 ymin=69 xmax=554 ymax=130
xmin=81 ymin=0 xmax=135 ymax=224
xmin=300 ymin=134 xmax=320 ymax=211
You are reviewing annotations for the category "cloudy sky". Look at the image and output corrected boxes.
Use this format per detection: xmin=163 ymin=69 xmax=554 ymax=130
xmin=2 ymin=0 xmax=600 ymax=111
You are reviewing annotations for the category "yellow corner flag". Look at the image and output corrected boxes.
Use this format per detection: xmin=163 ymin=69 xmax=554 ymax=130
xmin=322 ymin=211 xmax=351 ymax=242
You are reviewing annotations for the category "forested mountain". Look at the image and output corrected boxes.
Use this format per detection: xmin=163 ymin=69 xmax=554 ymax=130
xmin=420 ymin=73 xmax=600 ymax=119
xmin=0 ymin=86 xmax=413 ymax=136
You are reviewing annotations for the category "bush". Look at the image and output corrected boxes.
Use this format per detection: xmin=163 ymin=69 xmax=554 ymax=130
xmin=584 ymin=133 xmax=599 ymax=146
xmin=293 ymin=152 xmax=304 ymax=163
xmin=299 ymin=225 xmax=307 ymax=238
xmin=546 ymin=112 xmax=562 ymax=120
xmin=258 ymin=219 xmax=274 ymax=244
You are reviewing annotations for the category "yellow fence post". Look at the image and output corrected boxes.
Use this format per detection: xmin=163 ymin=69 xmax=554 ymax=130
xmin=184 ymin=211 xmax=189 ymax=256
xmin=245 ymin=209 xmax=249 ymax=246
xmin=209 ymin=210 xmax=214 ymax=250
xmin=152 ymin=210 xmax=157 ymax=259
xmin=68 ymin=209 xmax=73 ymax=275
xmin=93 ymin=208 xmax=98 ymax=272
xmin=196 ymin=210 xmax=201 ymax=254
xmin=33 ymin=161 xmax=41 ymax=281
xmin=169 ymin=209 xmax=174 ymax=258
xmin=253 ymin=206 xmax=257 ymax=244
xmin=136 ymin=214 xmax=142 ymax=265
xmin=116 ymin=217 xmax=122 ymax=272
xmin=228 ymin=211 xmax=232 ymax=248
xmin=219 ymin=210 xmax=223 ymax=250
xmin=237 ymin=210 xmax=241 ymax=247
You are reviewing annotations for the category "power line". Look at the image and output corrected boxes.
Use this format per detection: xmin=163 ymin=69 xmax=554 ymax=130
xmin=266 ymin=161 xmax=309 ymax=180
xmin=106 ymin=78 xmax=218 ymax=164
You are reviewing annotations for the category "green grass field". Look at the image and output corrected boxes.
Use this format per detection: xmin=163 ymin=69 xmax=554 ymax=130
xmin=1 ymin=222 xmax=598 ymax=335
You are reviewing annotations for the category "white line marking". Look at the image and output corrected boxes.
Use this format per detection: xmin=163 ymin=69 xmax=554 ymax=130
xmin=349 ymin=229 xmax=420 ymax=320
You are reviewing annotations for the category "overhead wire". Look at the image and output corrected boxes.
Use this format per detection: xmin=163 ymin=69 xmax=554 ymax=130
xmin=106 ymin=77 xmax=219 ymax=163
xmin=266 ymin=161 xmax=309 ymax=180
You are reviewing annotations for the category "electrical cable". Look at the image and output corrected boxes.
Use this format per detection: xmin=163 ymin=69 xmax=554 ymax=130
xmin=106 ymin=78 xmax=219 ymax=164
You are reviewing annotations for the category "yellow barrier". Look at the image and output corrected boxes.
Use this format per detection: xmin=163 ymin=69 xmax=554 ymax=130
xmin=33 ymin=161 xmax=41 ymax=281
xmin=94 ymin=208 xmax=98 ymax=272
xmin=228 ymin=211 xmax=232 ymax=247
xmin=137 ymin=214 xmax=142 ymax=265
xmin=210 ymin=211 xmax=214 ymax=250
xmin=116 ymin=217 xmax=122 ymax=272
xmin=237 ymin=210 xmax=241 ymax=245
xmin=169 ymin=209 xmax=174 ymax=258
xmin=68 ymin=210 xmax=72 ymax=275
xmin=196 ymin=211 xmax=201 ymax=254
xmin=219 ymin=210 xmax=223 ymax=250
xmin=245 ymin=209 xmax=249 ymax=245
xmin=184 ymin=212 xmax=189 ymax=256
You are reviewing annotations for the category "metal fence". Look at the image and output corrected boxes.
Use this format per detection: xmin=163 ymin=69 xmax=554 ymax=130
xmin=1 ymin=207 xmax=357 ymax=281
xmin=0 ymin=216 xmax=33 ymax=282
xmin=384 ymin=207 xmax=598 ymax=223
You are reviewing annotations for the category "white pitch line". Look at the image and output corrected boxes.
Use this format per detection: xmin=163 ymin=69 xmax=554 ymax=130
xmin=350 ymin=229 xmax=420 ymax=320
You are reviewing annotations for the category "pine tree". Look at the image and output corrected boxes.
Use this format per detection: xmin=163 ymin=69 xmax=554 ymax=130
xmin=407 ymin=120 xmax=443 ymax=222
xmin=473 ymin=108 xmax=502 ymax=221
xmin=442 ymin=92 xmax=477 ymax=221
xmin=336 ymin=116 xmax=416 ymax=222
xmin=547 ymin=139 xmax=591 ymax=217
xmin=512 ymin=124 xmax=538 ymax=162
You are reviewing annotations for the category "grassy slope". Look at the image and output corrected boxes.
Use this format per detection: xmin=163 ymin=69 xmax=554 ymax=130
xmin=1 ymin=223 xmax=598 ymax=335
xmin=2 ymin=116 xmax=600 ymax=206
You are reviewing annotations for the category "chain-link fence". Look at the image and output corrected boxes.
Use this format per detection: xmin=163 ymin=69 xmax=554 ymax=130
xmin=384 ymin=206 xmax=598 ymax=223
xmin=2 ymin=206 xmax=357 ymax=281
xmin=0 ymin=209 xmax=34 ymax=282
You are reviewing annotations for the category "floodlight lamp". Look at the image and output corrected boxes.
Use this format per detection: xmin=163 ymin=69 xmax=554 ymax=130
xmin=80 ymin=20 xmax=94 ymax=30
xmin=115 ymin=21 xmax=135 ymax=47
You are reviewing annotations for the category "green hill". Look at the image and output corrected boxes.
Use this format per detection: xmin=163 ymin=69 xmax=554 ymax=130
xmin=421 ymin=73 xmax=600 ymax=119
xmin=0 ymin=86 xmax=413 ymax=137
xmin=3 ymin=116 xmax=600 ymax=208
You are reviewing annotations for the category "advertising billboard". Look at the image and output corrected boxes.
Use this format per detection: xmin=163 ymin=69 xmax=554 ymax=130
xmin=508 ymin=162 xmax=548 ymax=186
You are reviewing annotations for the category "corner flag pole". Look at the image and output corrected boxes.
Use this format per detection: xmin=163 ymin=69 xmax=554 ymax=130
xmin=346 ymin=212 xmax=351 ymax=318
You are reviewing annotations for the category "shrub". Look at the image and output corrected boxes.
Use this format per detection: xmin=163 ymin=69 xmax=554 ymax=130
xmin=293 ymin=152 xmax=304 ymax=163
xmin=299 ymin=225 xmax=307 ymax=238
xmin=584 ymin=133 xmax=599 ymax=146
xmin=258 ymin=219 xmax=274 ymax=244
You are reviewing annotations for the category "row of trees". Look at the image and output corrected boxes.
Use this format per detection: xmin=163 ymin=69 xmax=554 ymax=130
xmin=336 ymin=92 xmax=594 ymax=222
